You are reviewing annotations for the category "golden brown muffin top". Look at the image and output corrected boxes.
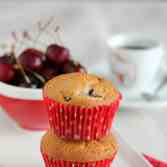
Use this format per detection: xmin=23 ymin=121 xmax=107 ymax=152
xmin=41 ymin=129 xmax=118 ymax=162
xmin=43 ymin=73 xmax=120 ymax=107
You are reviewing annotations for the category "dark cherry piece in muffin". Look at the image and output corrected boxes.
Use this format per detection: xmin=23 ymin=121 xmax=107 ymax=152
xmin=43 ymin=73 xmax=121 ymax=141
xmin=44 ymin=72 xmax=120 ymax=107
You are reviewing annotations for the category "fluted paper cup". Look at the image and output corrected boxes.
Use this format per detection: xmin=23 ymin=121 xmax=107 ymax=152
xmin=42 ymin=153 xmax=116 ymax=167
xmin=43 ymin=94 xmax=121 ymax=141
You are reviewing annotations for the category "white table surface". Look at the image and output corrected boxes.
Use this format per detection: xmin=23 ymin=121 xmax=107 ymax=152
xmin=0 ymin=106 xmax=167 ymax=167
xmin=0 ymin=109 xmax=44 ymax=167
xmin=0 ymin=2 xmax=167 ymax=166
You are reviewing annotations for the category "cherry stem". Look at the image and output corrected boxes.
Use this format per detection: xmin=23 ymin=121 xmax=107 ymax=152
xmin=22 ymin=30 xmax=46 ymax=47
xmin=11 ymin=44 xmax=31 ymax=85
xmin=11 ymin=31 xmax=29 ymax=55
xmin=12 ymin=17 xmax=64 ymax=49
xmin=35 ymin=17 xmax=64 ymax=46
xmin=27 ymin=70 xmax=46 ymax=84
xmin=44 ymin=30 xmax=58 ymax=43
xmin=54 ymin=26 xmax=63 ymax=46
xmin=34 ymin=16 xmax=55 ymax=46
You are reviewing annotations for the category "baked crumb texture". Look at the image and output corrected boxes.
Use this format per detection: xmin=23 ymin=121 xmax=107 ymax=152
xmin=44 ymin=73 xmax=120 ymax=107
xmin=41 ymin=129 xmax=118 ymax=162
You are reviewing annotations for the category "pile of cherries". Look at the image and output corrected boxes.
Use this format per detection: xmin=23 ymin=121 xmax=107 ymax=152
xmin=0 ymin=44 xmax=86 ymax=88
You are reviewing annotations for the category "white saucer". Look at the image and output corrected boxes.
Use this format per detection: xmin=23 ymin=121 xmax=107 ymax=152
xmin=89 ymin=62 xmax=167 ymax=110
xmin=120 ymin=89 xmax=167 ymax=110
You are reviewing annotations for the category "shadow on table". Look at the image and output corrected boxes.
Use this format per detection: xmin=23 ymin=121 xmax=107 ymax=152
xmin=0 ymin=106 xmax=30 ymax=136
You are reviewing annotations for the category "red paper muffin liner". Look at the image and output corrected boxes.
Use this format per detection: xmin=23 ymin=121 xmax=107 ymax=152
xmin=44 ymin=94 xmax=121 ymax=141
xmin=42 ymin=153 xmax=116 ymax=167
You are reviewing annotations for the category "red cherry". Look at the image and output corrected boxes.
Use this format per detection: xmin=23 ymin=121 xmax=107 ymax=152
xmin=0 ymin=55 xmax=11 ymax=63
xmin=62 ymin=60 xmax=75 ymax=73
xmin=0 ymin=53 xmax=16 ymax=64
xmin=62 ymin=60 xmax=86 ymax=73
xmin=74 ymin=64 xmax=87 ymax=73
xmin=19 ymin=48 xmax=44 ymax=71
xmin=46 ymin=44 xmax=70 ymax=65
xmin=0 ymin=63 xmax=15 ymax=82
xmin=40 ymin=66 xmax=58 ymax=80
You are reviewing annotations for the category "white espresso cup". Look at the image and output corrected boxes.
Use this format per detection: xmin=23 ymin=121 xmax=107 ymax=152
xmin=107 ymin=33 xmax=164 ymax=96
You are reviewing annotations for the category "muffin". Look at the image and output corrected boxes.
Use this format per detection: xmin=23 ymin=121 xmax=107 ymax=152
xmin=43 ymin=73 xmax=121 ymax=140
xmin=41 ymin=129 xmax=118 ymax=167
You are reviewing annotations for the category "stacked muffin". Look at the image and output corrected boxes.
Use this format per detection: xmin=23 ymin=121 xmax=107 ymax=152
xmin=41 ymin=73 xmax=121 ymax=167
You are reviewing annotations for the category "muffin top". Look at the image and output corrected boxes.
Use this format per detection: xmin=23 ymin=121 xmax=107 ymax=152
xmin=41 ymin=129 xmax=118 ymax=162
xmin=44 ymin=73 xmax=120 ymax=107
